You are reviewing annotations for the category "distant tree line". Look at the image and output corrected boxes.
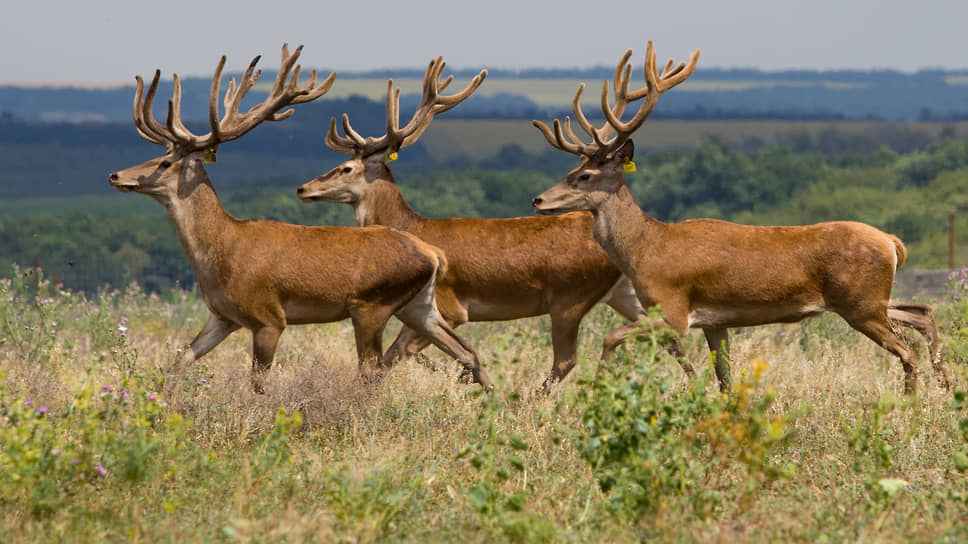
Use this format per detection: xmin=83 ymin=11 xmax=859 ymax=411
xmin=2 ymin=131 xmax=968 ymax=293
xmin=3 ymin=66 xmax=968 ymax=123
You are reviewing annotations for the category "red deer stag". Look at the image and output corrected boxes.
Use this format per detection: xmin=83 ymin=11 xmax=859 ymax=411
xmin=531 ymin=41 xmax=948 ymax=394
xmin=108 ymin=45 xmax=492 ymax=393
xmin=296 ymin=56 xmax=682 ymax=393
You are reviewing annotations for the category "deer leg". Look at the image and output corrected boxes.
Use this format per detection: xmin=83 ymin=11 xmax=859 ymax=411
xmin=395 ymin=283 xmax=492 ymax=391
xmin=600 ymin=322 xmax=639 ymax=362
xmin=537 ymin=311 xmax=584 ymax=394
xmin=600 ymin=277 xmax=646 ymax=363
xmin=382 ymin=326 xmax=430 ymax=368
xmin=383 ymin=288 xmax=466 ymax=370
xmin=888 ymin=302 xmax=949 ymax=390
xmin=171 ymin=313 xmax=240 ymax=374
xmin=846 ymin=313 xmax=919 ymax=395
xmin=350 ymin=306 xmax=395 ymax=382
xmin=600 ymin=282 xmax=696 ymax=378
xmin=599 ymin=314 xmax=696 ymax=377
xmin=703 ymin=327 xmax=731 ymax=393
xmin=251 ymin=325 xmax=284 ymax=394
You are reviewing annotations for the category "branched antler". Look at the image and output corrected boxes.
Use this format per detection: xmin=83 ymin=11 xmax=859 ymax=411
xmin=326 ymin=57 xmax=486 ymax=157
xmin=533 ymin=41 xmax=700 ymax=160
xmin=132 ymin=44 xmax=336 ymax=152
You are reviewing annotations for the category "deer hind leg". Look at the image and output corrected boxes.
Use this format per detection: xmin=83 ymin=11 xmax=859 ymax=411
xmin=599 ymin=314 xmax=696 ymax=379
xmin=599 ymin=275 xmax=646 ymax=362
xmin=395 ymin=280 xmax=493 ymax=392
xmin=171 ymin=312 xmax=240 ymax=374
xmin=888 ymin=302 xmax=949 ymax=390
xmin=382 ymin=326 xmax=433 ymax=369
xmin=536 ymin=308 xmax=586 ymax=394
xmin=251 ymin=325 xmax=284 ymax=394
xmin=600 ymin=281 xmax=695 ymax=378
xmin=845 ymin=312 xmax=919 ymax=395
xmin=382 ymin=288 xmax=466 ymax=371
xmin=703 ymin=327 xmax=731 ymax=393
xmin=349 ymin=304 xmax=396 ymax=382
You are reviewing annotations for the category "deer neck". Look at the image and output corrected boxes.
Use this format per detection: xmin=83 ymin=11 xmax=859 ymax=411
xmin=590 ymin=183 xmax=664 ymax=275
xmin=355 ymin=176 xmax=424 ymax=231
xmin=163 ymin=169 xmax=236 ymax=277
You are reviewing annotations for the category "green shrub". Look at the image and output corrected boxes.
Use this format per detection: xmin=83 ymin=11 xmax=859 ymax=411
xmin=574 ymin=329 xmax=794 ymax=523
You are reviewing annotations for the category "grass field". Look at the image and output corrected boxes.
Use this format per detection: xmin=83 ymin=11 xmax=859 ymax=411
xmin=1 ymin=269 xmax=968 ymax=542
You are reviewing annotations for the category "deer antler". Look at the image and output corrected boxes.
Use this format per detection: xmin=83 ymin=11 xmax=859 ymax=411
xmin=325 ymin=57 xmax=486 ymax=157
xmin=132 ymin=44 xmax=336 ymax=152
xmin=533 ymin=41 xmax=700 ymax=160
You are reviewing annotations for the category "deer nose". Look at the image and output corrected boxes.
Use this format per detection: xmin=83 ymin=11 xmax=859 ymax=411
xmin=109 ymin=173 xmax=119 ymax=182
xmin=531 ymin=196 xmax=543 ymax=208
xmin=296 ymin=186 xmax=305 ymax=196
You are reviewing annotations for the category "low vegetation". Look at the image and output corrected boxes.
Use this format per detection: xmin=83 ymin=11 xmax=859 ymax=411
xmin=1 ymin=265 xmax=967 ymax=542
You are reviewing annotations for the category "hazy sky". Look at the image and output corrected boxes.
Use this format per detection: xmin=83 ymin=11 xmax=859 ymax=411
xmin=2 ymin=0 xmax=966 ymax=84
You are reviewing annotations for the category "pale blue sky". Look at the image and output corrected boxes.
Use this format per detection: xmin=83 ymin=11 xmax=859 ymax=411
xmin=2 ymin=0 xmax=966 ymax=84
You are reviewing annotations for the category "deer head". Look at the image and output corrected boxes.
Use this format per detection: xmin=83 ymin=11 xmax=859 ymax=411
xmin=531 ymin=41 xmax=699 ymax=214
xmin=297 ymin=57 xmax=485 ymax=204
xmin=109 ymin=44 xmax=336 ymax=206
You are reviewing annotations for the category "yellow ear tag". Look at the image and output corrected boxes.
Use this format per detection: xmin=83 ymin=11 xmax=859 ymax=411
xmin=203 ymin=148 xmax=217 ymax=163
xmin=387 ymin=151 xmax=399 ymax=162
xmin=622 ymin=158 xmax=636 ymax=173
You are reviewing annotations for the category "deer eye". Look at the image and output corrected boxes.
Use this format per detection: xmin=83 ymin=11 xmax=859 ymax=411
xmin=341 ymin=166 xmax=353 ymax=174
xmin=578 ymin=173 xmax=591 ymax=181
xmin=159 ymin=160 xmax=171 ymax=169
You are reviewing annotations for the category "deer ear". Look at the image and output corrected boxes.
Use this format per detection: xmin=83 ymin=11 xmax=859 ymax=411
xmin=363 ymin=148 xmax=394 ymax=166
xmin=616 ymin=139 xmax=635 ymax=162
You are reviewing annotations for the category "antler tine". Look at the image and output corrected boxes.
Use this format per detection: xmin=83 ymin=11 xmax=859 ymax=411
xmin=141 ymin=71 xmax=177 ymax=146
xmin=568 ymin=83 xmax=598 ymax=143
xmin=534 ymin=41 xmax=699 ymax=160
xmin=561 ymin=117 xmax=583 ymax=148
xmin=531 ymin=117 xmax=594 ymax=158
xmin=553 ymin=118 xmax=598 ymax=156
xmin=166 ymin=74 xmax=199 ymax=145
xmin=598 ymin=49 xmax=635 ymax=139
xmin=208 ymin=56 xmax=227 ymax=141
xmin=326 ymin=56 xmax=484 ymax=157
xmin=324 ymin=116 xmax=358 ymax=154
xmin=340 ymin=113 xmax=368 ymax=147
xmin=206 ymin=44 xmax=334 ymax=146
xmin=287 ymin=69 xmax=337 ymax=106
xmin=397 ymin=62 xmax=486 ymax=149
xmin=228 ymin=56 xmax=262 ymax=120
xmin=531 ymin=119 xmax=559 ymax=148
xmin=434 ymin=69 xmax=485 ymax=111
xmin=600 ymin=41 xmax=700 ymax=156
xmin=386 ymin=79 xmax=399 ymax=135
xmin=539 ymin=48 xmax=637 ymax=159
xmin=132 ymin=71 xmax=173 ymax=147
xmin=658 ymin=48 xmax=700 ymax=90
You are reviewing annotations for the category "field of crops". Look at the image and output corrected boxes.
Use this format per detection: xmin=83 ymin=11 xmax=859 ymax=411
xmin=2 ymin=267 xmax=968 ymax=542
xmin=419 ymin=119 xmax=968 ymax=158
xmin=315 ymin=78 xmax=873 ymax=105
